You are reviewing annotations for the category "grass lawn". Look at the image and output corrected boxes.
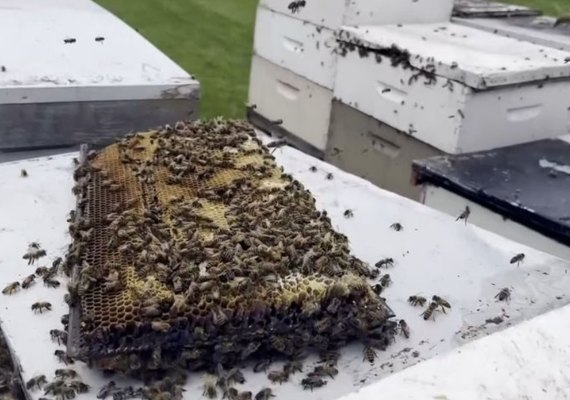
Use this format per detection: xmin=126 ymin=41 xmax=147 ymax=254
xmin=96 ymin=0 xmax=570 ymax=119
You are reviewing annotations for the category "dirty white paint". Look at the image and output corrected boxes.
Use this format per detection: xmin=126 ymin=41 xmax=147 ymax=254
xmin=338 ymin=303 xmax=570 ymax=400
xmin=334 ymin=23 xmax=570 ymax=154
xmin=0 ymin=0 xmax=198 ymax=104
xmin=260 ymin=0 xmax=454 ymax=30
xmin=422 ymin=185 xmax=570 ymax=261
xmin=0 ymin=141 xmax=569 ymax=399
xmin=254 ymin=7 xmax=338 ymax=90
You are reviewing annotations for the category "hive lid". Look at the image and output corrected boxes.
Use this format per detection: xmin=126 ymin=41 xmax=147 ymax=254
xmin=0 ymin=0 xmax=198 ymax=104
xmin=339 ymin=23 xmax=570 ymax=89
xmin=452 ymin=0 xmax=541 ymax=18
xmin=413 ymin=138 xmax=570 ymax=246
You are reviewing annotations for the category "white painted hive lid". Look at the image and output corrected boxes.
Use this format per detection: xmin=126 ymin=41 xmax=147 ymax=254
xmin=339 ymin=22 xmax=570 ymax=89
xmin=0 ymin=0 xmax=198 ymax=102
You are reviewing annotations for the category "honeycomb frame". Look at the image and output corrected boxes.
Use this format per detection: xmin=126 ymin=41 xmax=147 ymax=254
xmin=66 ymin=119 xmax=396 ymax=369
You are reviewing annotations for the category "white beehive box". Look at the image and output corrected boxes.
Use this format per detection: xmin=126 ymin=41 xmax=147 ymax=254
xmin=260 ymin=0 xmax=454 ymax=30
xmin=0 ymin=0 xmax=199 ymax=150
xmin=334 ymin=23 xmax=570 ymax=154
xmin=254 ymin=7 xmax=337 ymax=89
xmin=248 ymin=55 xmax=332 ymax=152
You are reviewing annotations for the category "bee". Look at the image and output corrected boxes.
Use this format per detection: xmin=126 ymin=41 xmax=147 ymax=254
xmin=301 ymin=375 xmax=327 ymax=391
xmin=96 ymin=380 xmax=116 ymax=399
xmin=52 ymin=257 xmax=63 ymax=269
xmin=374 ymin=258 xmax=394 ymax=268
xmin=35 ymin=266 xmax=49 ymax=276
xmin=43 ymin=277 xmax=60 ymax=288
xmin=432 ymin=295 xmax=451 ymax=312
xmin=495 ymin=287 xmax=511 ymax=302
xmin=23 ymin=242 xmax=47 ymax=265
xmin=421 ymin=301 xmax=439 ymax=321
xmin=255 ymin=388 xmax=275 ymax=400
xmin=64 ymin=38 xmax=77 ymax=44
xmin=50 ymin=329 xmax=68 ymax=345
xmin=26 ymin=374 xmax=47 ymax=390
xmin=43 ymin=380 xmax=65 ymax=396
xmin=202 ymin=374 xmax=218 ymax=399
xmin=399 ymin=319 xmax=410 ymax=338
xmin=141 ymin=304 xmax=162 ymax=318
xmin=226 ymin=368 xmax=246 ymax=385
xmin=253 ymin=359 xmax=271 ymax=373
xmin=2 ymin=281 xmax=20 ymax=295
xmin=103 ymin=271 xmax=122 ymax=293
xmin=390 ymin=222 xmax=403 ymax=231
xmin=363 ymin=345 xmax=377 ymax=364
xmin=55 ymin=368 xmax=79 ymax=380
xmin=69 ymin=380 xmax=90 ymax=393
xmin=456 ymin=205 xmax=471 ymax=224
xmin=380 ymin=274 xmax=391 ymax=288
xmin=267 ymin=369 xmax=289 ymax=384
xmin=312 ymin=364 xmax=338 ymax=379
xmin=21 ymin=169 xmax=28 ymax=177
xmin=510 ymin=253 xmax=525 ymax=266
xmin=54 ymin=350 xmax=74 ymax=365
xmin=407 ymin=295 xmax=427 ymax=307
xmin=309 ymin=166 xmax=317 ymax=172
xmin=151 ymin=321 xmax=171 ymax=333
xmin=21 ymin=274 xmax=36 ymax=289
xmin=283 ymin=360 xmax=303 ymax=375
xmin=318 ymin=349 xmax=340 ymax=365
xmin=371 ymin=283 xmax=383 ymax=295
xmin=325 ymin=172 xmax=334 ymax=180
xmin=343 ymin=209 xmax=354 ymax=218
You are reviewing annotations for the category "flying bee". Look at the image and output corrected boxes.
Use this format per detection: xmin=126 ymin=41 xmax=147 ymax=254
xmin=432 ymin=295 xmax=451 ymax=312
xmin=267 ymin=370 xmax=289 ymax=384
xmin=21 ymin=274 xmax=36 ymax=289
xmin=309 ymin=166 xmax=317 ymax=172
xmin=50 ymin=329 xmax=68 ymax=345
xmin=363 ymin=345 xmax=377 ymax=363
xmin=421 ymin=301 xmax=439 ymax=321
xmin=380 ymin=274 xmax=391 ymax=288
xmin=456 ymin=206 xmax=470 ymax=224
xmin=343 ymin=209 xmax=354 ymax=218
xmin=55 ymin=368 xmax=79 ymax=379
xmin=2 ymin=281 xmax=20 ymax=295
xmin=43 ymin=277 xmax=60 ymax=288
xmin=23 ymin=242 xmax=47 ymax=265
xmin=21 ymin=169 xmax=28 ymax=177
xmin=399 ymin=319 xmax=410 ymax=338
xmin=390 ymin=222 xmax=403 ymax=231
xmin=407 ymin=295 xmax=427 ymax=307
xmin=510 ymin=253 xmax=525 ymax=266
xmin=375 ymin=258 xmax=394 ymax=268
xmin=495 ymin=287 xmax=511 ymax=302
xmin=255 ymin=388 xmax=275 ymax=400
xmin=31 ymin=301 xmax=52 ymax=313
xmin=301 ymin=375 xmax=327 ymax=391
xmin=26 ymin=374 xmax=47 ymax=390
xmin=202 ymin=374 xmax=217 ymax=399
xmin=54 ymin=349 xmax=74 ymax=365
xmin=325 ymin=172 xmax=334 ymax=180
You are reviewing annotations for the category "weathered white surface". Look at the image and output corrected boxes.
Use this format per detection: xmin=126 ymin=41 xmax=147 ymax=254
xmin=339 ymin=304 xmax=570 ymax=400
xmin=339 ymin=23 xmax=570 ymax=89
xmin=455 ymin=16 xmax=570 ymax=52
xmin=334 ymin=24 xmax=570 ymax=154
xmin=422 ymin=185 xmax=570 ymax=261
xmin=249 ymin=55 xmax=333 ymax=151
xmin=254 ymin=7 xmax=337 ymax=89
xmin=260 ymin=0 xmax=454 ymax=30
xmin=0 ymin=144 xmax=569 ymax=399
xmin=0 ymin=0 xmax=198 ymax=104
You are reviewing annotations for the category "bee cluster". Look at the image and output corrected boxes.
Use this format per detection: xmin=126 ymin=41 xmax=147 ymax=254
xmin=66 ymin=119 xmax=396 ymax=383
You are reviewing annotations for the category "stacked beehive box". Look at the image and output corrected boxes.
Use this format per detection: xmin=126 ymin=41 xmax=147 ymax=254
xmin=249 ymin=0 xmax=570 ymax=200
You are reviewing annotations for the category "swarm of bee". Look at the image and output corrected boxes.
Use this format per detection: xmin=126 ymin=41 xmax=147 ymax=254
xmin=65 ymin=119 xmax=397 ymax=381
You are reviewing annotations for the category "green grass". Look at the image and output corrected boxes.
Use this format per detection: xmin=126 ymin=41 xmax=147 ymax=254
xmin=96 ymin=0 xmax=569 ymax=118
